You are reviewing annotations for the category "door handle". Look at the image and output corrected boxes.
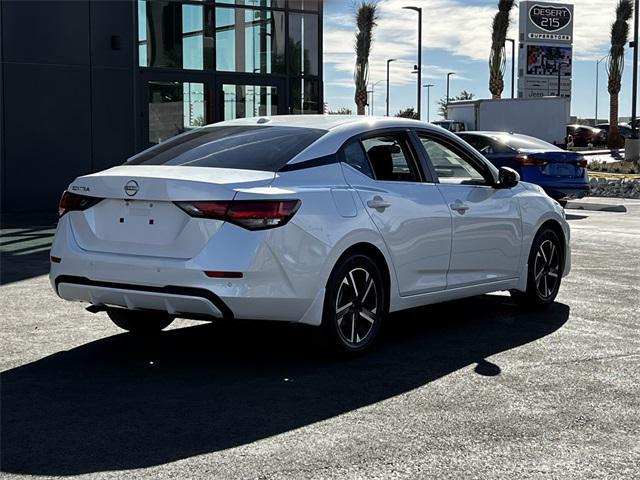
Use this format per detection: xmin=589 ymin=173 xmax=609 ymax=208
xmin=367 ymin=196 xmax=391 ymax=211
xmin=450 ymin=201 xmax=470 ymax=214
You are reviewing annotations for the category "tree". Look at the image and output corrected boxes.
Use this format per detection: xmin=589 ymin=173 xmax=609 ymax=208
xmin=395 ymin=107 xmax=419 ymax=119
xmin=607 ymin=0 xmax=633 ymax=148
xmin=353 ymin=1 xmax=379 ymax=116
xmin=488 ymin=0 xmax=515 ymax=99
xmin=438 ymin=91 xmax=475 ymax=118
xmin=328 ymin=107 xmax=354 ymax=115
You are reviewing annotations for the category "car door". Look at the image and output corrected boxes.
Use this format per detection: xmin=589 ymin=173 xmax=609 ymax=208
xmin=415 ymin=130 xmax=522 ymax=289
xmin=340 ymin=130 xmax=452 ymax=296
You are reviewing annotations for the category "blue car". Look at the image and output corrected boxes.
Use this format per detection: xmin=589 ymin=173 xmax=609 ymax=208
xmin=458 ymin=131 xmax=589 ymax=202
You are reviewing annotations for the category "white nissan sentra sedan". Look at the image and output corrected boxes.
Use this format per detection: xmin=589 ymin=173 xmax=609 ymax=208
xmin=50 ymin=116 xmax=570 ymax=354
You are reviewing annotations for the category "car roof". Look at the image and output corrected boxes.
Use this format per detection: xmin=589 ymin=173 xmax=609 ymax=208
xmin=208 ymin=115 xmax=455 ymax=164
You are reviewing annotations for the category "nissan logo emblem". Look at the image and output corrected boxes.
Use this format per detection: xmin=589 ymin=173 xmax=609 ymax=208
xmin=124 ymin=180 xmax=139 ymax=197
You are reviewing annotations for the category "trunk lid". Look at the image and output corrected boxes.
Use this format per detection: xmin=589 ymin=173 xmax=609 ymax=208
xmin=526 ymin=151 xmax=585 ymax=178
xmin=67 ymin=165 xmax=275 ymax=259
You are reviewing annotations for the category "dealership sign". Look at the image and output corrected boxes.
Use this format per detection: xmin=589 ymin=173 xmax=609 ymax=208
xmin=518 ymin=2 xmax=574 ymax=100
xmin=529 ymin=4 xmax=572 ymax=32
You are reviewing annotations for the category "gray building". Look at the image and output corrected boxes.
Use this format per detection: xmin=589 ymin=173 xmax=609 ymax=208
xmin=0 ymin=0 xmax=323 ymax=212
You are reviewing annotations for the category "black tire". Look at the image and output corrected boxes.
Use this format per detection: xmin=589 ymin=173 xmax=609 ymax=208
xmin=107 ymin=308 xmax=174 ymax=334
xmin=322 ymin=253 xmax=386 ymax=354
xmin=511 ymin=228 xmax=563 ymax=308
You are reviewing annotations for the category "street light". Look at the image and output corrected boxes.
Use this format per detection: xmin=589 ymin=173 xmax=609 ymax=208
xmin=403 ymin=6 xmax=423 ymax=120
xmin=595 ymin=54 xmax=609 ymax=125
xmin=557 ymin=61 xmax=570 ymax=97
xmin=423 ymin=84 xmax=435 ymax=122
xmin=631 ymin=0 xmax=639 ymax=139
xmin=505 ymin=38 xmax=515 ymax=99
xmin=369 ymin=80 xmax=384 ymax=116
xmin=386 ymin=58 xmax=397 ymax=116
xmin=446 ymin=72 xmax=455 ymax=118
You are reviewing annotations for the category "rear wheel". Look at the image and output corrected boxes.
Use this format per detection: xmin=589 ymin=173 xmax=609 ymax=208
xmin=511 ymin=228 xmax=563 ymax=308
xmin=322 ymin=253 xmax=386 ymax=354
xmin=107 ymin=309 xmax=174 ymax=334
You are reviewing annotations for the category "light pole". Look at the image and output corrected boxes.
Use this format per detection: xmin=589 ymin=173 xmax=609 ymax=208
xmin=595 ymin=54 xmax=608 ymax=125
xmin=557 ymin=62 xmax=570 ymax=97
xmin=403 ymin=6 xmax=422 ymax=120
xmin=446 ymin=72 xmax=455 ymax=118
xmin=505 ymin=38 xmax=515 ymax=99
xmin=386 ymin=59 xmax=397 ymax=116
xmin=423 ymin=84 xmax=435 ymax=122
xmin=369 ymin=80 xmax=383 ymax=116
xmin=631 ymin=0 xmax=639 ymax=139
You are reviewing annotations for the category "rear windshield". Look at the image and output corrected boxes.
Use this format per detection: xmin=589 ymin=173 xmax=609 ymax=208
xmin=127 ymin=125 xmax=327 ymax=171
xmin=491 ymin=134 xmax=562 ymax=152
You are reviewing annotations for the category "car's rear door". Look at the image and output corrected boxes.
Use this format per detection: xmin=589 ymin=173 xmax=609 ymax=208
xmin=415 ymin=130 xmax=522 ymax=289
xmin=340 ymin=130 xmax=451 ymax=296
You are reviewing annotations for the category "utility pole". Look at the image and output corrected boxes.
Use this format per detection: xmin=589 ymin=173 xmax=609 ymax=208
xmin=596 ymin=55 xmax=608 ymax=124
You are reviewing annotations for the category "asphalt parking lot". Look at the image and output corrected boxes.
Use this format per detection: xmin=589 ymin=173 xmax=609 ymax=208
xmin=1 ymin=198 xmax=639 ymax=479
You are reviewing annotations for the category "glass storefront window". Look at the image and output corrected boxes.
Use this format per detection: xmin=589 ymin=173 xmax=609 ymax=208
xmin=138 ymin=1 xmax=213 ymax=70
xmin=290 ymin=78 xmax=318 ymax=114
xmin=288 ymin=13 xmax=318 ymax=76
xmin=216 ymin=7 xmax=285 ymax=74
xmin=216 ymin=0 xmax=286 ymax=8
xmin=148 ymin=81 xmax=207 ymax=145
xmin=288 ymin=0 xmax=320 ymax=12
xmin=223 ymin=84 xmax=278 ymax=120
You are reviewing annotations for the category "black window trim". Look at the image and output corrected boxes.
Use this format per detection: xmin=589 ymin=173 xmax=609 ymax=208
xmin=413 ymin=129 xmax=497 ymax=187
xmin=348 ymin=128 xmax=432 ymax=184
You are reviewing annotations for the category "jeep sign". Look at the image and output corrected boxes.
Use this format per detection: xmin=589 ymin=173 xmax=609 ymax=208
xmin=529 ymin=4 xmax=572 ymax=32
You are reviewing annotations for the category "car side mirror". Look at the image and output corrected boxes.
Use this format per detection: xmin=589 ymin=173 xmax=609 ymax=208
xmin=497 ymin=166 xmax=520 ymax=189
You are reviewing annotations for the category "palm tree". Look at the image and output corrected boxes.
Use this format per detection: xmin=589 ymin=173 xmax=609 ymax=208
xmin=488 ymin=0 xmax=515 ymax=99
xmin=354 ymin=1 xmax=378 ymax=115
xmin=607 ymin=0 xmax=633 ymax=148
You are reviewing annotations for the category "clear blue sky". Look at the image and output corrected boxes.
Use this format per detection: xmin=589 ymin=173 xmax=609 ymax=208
xmin=323 ymin=0 xmax=638 ymax=121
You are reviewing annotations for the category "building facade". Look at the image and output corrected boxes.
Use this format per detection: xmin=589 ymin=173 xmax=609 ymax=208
xmin=0 ymin=0 xmax=323 ymax=212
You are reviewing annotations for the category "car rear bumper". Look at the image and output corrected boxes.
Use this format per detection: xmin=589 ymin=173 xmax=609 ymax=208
xmin=49 ymin=215 xmax=324 ymax=325
xmin=543 ymin=184 xmax=590 ymax=201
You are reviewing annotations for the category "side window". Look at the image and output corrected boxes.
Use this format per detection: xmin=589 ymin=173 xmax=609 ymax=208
xmin=461 ymin=135 xmax=493 ymax=154
xmin=418 ymin=135 xmax=489 ymax=186
xmin=342 ymin=141 xmax=374 ymax=178
xmin=361 ymin=134 xmax=420 ymax=182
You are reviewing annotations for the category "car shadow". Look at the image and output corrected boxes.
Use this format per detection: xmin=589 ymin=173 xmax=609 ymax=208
xmin=1 ymin=295 xmax=570 ymax=476
xmin=0 ymin=213 xmax=57 ymax=285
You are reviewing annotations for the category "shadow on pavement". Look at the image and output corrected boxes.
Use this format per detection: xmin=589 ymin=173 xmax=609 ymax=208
xmin=0 ymin=214 xmax=57 ymax=285
xmin=1 ymin=295 xmax=569 ymax=476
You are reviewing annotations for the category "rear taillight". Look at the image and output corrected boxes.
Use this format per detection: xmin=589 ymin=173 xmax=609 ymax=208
xmin=514 ymin=155 xmax=547 ymax=167
xmin=577 ymin=158 xmax=587 ymax=168
xmin=175 ymin=199 xmax=301 ymax=231
xmin=58 ymin=191 xmax=102 ymax=217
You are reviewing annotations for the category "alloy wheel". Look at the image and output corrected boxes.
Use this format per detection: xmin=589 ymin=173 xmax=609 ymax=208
xmin=335 ymin=267 xmax=378 ymax=346
xmin=533 ymin=239 xmax=561 ymax=299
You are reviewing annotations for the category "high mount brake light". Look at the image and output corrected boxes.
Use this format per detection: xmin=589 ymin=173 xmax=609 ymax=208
xmin=58 ymin=191 xmax=102 ymax=217
xmin=175 ymin=199 xmax=301 ymax=231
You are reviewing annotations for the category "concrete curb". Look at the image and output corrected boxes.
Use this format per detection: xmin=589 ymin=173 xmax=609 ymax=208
xmin=565 ymin=201 xmax=627 ymax=213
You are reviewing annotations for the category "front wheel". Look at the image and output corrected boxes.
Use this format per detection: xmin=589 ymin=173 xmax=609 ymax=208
xmin=322 ymin=253 xmax=386 ymax=354
xmin=107 ymin=308 xmax=174 ymax=334
xmin=511 ymin=228 xmax=563 ymax=308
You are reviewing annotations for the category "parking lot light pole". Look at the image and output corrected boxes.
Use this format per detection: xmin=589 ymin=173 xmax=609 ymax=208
xmin=423 ymin=84 xmax=435 ymax=122
xmin=595 ymin=55 xmax=609 ymax=124
xmin=403 ymin=6 xmax=423 ymax=120
xmin=369 ymin=80 xmax=383 ymax=116
xmin=505 ymin=38 xmax=515 ymax=99
xmin=631 ymin=0 xmax=639 ymax=139
xmin=446 ymin=72 xmax=455 ymax=118
xmin=386 ymin=59 xmax=397 ymax=116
